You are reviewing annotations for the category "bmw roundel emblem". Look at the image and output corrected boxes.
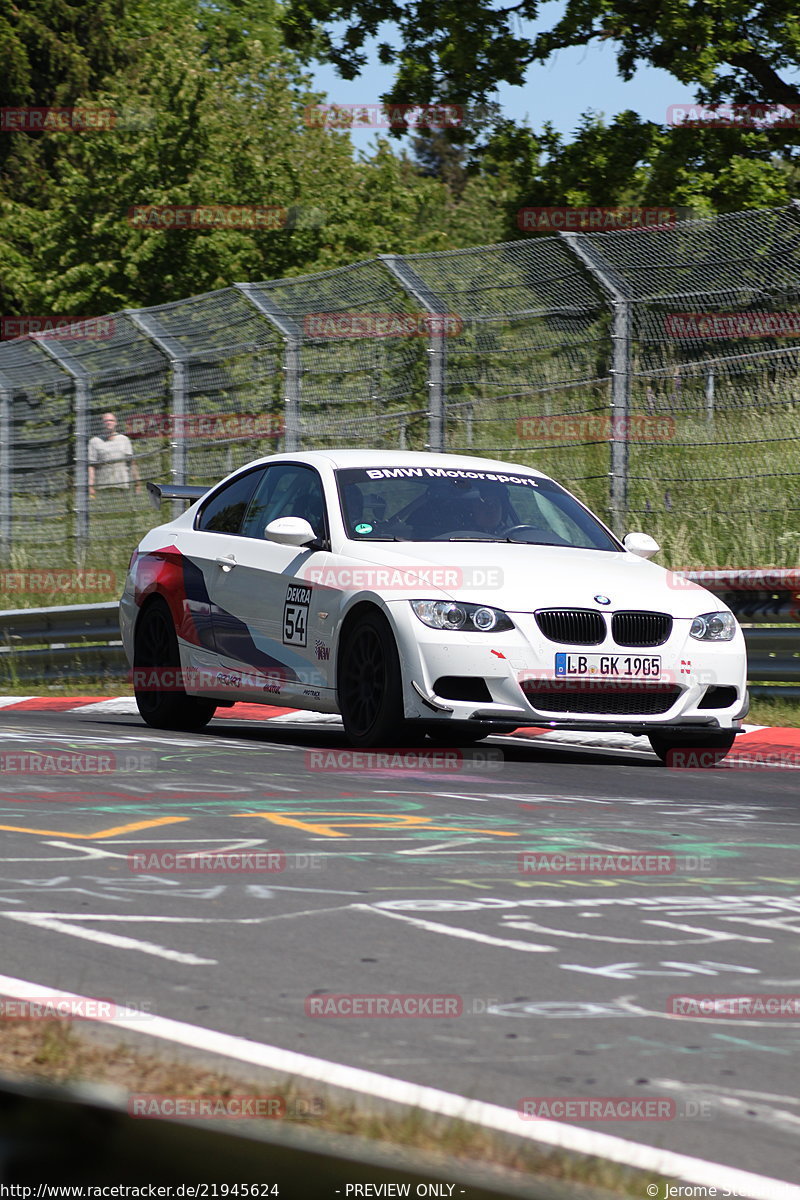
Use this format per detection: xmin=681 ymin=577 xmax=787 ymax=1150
xmin=594 ymin=594 xmax=611 ymax=605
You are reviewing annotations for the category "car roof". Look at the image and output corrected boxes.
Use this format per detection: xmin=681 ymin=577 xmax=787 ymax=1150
xmin=242 ymin=449 xmax=552 ymax=478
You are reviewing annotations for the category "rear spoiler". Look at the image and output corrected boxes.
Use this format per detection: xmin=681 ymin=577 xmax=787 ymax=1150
xmin=147 ymin=481 xmax=209 ymax=509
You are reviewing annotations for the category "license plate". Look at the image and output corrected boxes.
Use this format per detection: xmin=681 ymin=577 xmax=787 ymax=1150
xmin=555 ymin=653 xmax=661 ymax=679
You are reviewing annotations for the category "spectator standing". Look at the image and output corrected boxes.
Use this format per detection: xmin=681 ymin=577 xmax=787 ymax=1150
xmin=88 ymin=412 xmax=141 ymax=498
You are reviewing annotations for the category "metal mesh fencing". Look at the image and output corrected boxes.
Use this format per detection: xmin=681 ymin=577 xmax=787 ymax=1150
xmin=2 ymin=201 xmax=800 ymax=597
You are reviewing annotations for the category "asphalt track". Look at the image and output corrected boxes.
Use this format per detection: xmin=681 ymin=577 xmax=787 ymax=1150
xmin=1 ymin=700 xmax=800 ymax=1189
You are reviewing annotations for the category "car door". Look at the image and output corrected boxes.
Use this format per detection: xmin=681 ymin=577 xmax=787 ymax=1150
xmin=209 ymin=462 xmax=339 ymax=708
xmin=171 ymin=466 xmax=266 ymax=689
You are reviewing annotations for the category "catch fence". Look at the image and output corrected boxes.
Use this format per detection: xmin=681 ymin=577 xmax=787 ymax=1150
xmin=2 ymin=202 xmax=800 ymax=586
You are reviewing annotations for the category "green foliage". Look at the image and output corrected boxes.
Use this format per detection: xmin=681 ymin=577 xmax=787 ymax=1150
xmin=281 ymin=0 xmax=800 ymax=114
xmin=0 ymin=2 xmax=506 ymax=315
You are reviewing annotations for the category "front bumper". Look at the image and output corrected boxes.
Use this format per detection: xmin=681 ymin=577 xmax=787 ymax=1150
xmin=388 ymin=602 xmax=749 ymax=732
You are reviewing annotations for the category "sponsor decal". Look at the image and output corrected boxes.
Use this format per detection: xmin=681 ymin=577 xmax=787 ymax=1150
xmin=363 ymin=466 xmax=540 ymax=486
xmin=314 ymin=640 xmax=330 ymax=660
xmin=283 ymin=584 xmax=311 ymax=646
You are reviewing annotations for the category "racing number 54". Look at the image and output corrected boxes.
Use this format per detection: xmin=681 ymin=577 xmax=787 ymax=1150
xmin=283 ymin=585 xmax=311 ymax=647
xmin=284 ymin=604 xmax=307 ymax=645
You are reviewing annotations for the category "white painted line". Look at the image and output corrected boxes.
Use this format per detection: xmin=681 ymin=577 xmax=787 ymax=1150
xmin=0 ymin=697 xmax=35 ymax=708
xmin=356 ymin=903 xmax=556 ymax=953
xmin=0 ymin=973 xmax=795 ymax=1200
xmin=3 ymin=913 xmax=216 ymax=965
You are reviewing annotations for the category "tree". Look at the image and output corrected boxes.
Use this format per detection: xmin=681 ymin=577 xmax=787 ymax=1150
xmin=280 ymin=0 xmax=800 ymax=114
xmin=0 ymin=17 xmax=510 ymax=315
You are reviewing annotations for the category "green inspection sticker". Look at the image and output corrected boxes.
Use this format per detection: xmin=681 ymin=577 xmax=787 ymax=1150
xmin=355 ymin=523 xmax=373 ymax=534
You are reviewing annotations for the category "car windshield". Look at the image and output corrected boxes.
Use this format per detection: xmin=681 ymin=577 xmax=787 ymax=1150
xmin=335 ymin=466 xmax=620 ymax=550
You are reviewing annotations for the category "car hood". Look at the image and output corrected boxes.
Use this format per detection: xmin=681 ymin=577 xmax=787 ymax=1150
xmin=343 ymin=540 xmax=722 ymax=617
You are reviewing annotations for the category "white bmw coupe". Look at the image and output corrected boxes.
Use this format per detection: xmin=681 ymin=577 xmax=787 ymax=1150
xmin=120 ymin=449 xmax=748 ymax=761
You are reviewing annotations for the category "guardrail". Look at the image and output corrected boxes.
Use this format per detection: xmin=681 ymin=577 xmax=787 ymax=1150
xmin=1 ymin=572 xmax=799 ymax=697
xmin=679 ymin=569 xmax=800 ymax=699
xmin=0 ymin=600 xmax=126 ymax=682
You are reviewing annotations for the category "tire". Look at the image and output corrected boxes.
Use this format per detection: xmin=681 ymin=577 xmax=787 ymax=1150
xmin=648 ymin=729 xmax=736 ymax=767
xmin=133 ymin=598 xmax=217 ymax=731
xmin=423 ymin=722 xmax=492 ymax=745
xmin=338 ymin=610 xmax=406 ymax=747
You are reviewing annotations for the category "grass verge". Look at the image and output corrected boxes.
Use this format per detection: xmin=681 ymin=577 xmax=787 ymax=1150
xmin=0 ymin=1020 xmax=665 ymax=1198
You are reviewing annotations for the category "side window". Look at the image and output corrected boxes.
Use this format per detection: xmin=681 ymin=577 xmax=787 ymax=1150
xmin=240 ymin=464 xmax=327 ymax=540
xmin=196 ymin=469 xmax=263 ymax=534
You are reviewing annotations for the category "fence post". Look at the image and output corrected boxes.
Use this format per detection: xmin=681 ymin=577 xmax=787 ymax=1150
xmin=234 ymin=284 xmax=302 ymax=452
xmin=124 ymin=310 xmax=189 ymax=515
xmin=558 ymin=233 xmax=632 ymax=537
xmin=34 ymin=340 xmax=91 ymax=559
xmin=379 ymin=254 xmax=449 ymax=453
xmin=705 ymin=368 xmax=715 ymax=422
xmin=0 ymin=368 xmax=12 ymax=558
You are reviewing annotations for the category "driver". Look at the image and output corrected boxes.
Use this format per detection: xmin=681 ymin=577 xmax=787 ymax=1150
xmin=466 ymin=482 xmax=507 ymax=534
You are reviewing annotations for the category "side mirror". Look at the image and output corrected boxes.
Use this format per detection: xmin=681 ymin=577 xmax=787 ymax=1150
xmin=264 ymin=516 xmax=317 ymax=547
xmin=623 ymin=531 xmax=660 ymax=559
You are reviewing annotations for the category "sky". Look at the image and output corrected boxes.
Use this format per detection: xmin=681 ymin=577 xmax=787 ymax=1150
xmin=307 ymin=4 xmax=686 ymax=156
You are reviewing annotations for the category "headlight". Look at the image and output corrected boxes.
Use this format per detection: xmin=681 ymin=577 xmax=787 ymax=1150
xmin=690 ymin=611 xmax=737 ymax=641
xmin=410 ymin=600 xmax=514 ymax=632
